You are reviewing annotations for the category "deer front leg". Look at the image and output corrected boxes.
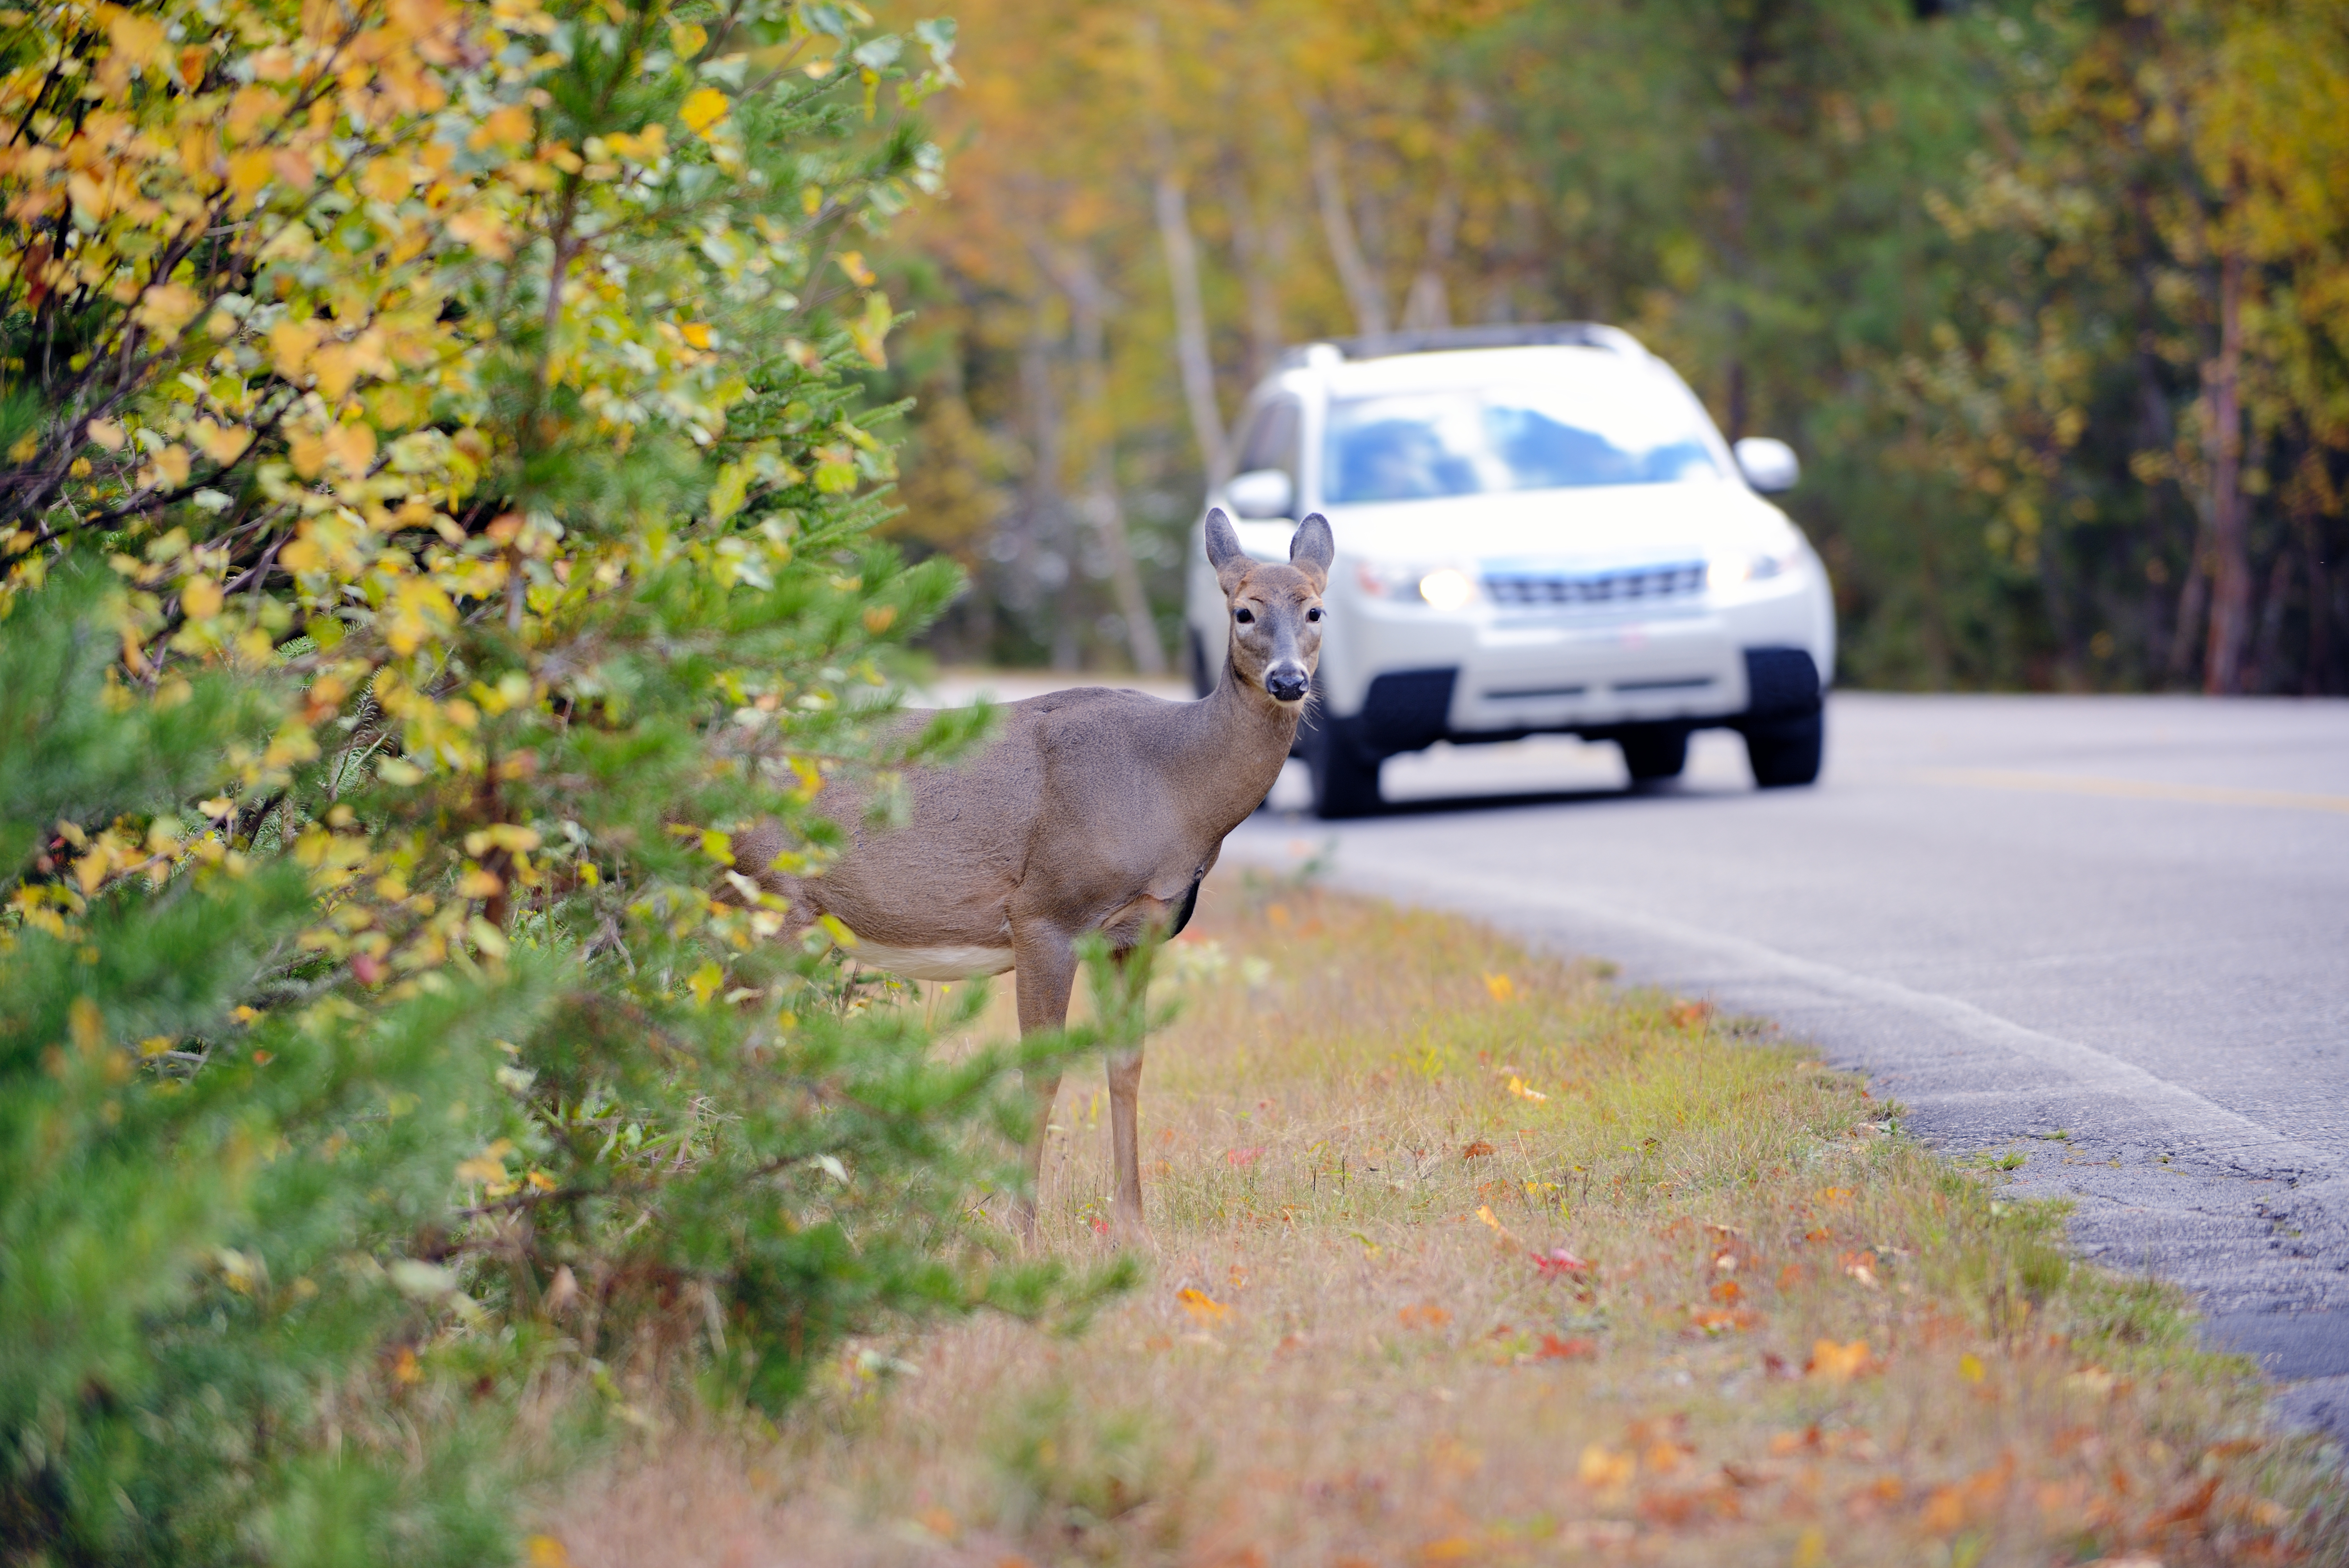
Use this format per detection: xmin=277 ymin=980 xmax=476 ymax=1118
xmin=1011 ymin=927 xmax=1079 ymax=1245
xmin=1107 ymin=1042 xmax=1148 ymax=1241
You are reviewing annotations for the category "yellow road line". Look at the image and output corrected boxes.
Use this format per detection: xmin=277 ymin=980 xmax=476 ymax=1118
xmin=1910 ymin=768 xmax=2349 ymax=816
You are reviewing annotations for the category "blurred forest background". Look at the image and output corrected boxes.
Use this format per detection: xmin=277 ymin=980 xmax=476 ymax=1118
xmin=871 ymin=0 xmax=2348 ymax=695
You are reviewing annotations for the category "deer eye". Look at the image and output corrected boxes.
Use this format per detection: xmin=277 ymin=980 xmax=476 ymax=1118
xmin=1306 ymin=606 xmax=1323 ymax=622
xmin=1234 ymin=607 xmax=1255 ymax=624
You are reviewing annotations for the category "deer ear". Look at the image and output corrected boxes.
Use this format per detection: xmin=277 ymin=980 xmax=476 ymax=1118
xmin=1205 ymin=507 xmax=1253 ymax=595
xmin=1289 ymin=513 xmax=1335 ymax=585
xmin=1204 ymin=507 xmax=1244 ymax=570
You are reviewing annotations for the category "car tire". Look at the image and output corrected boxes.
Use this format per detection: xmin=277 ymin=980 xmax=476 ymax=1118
xmin=1744 ymin=709 xmax=1823 ymax=788
xmin=1617 ymin=725 xmax=1689 ymax=784
xmin=1304 ymin=711 xmax=1382 ymax=819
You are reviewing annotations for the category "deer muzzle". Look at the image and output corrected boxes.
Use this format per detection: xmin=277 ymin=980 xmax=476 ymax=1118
xmin=1265 ymin=661 xmax=1310 ymax=703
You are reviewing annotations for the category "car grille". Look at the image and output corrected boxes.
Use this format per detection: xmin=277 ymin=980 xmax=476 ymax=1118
xmin=1481 ymin=561 xmax=1707 ymax=608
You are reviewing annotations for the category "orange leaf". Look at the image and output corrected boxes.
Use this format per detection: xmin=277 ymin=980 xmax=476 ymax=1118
xmin=1176 ymin=1287 xmax=1229 ymax=1324
xmin=1224 ymin=1146 xmax=1264 ymax=1169
xmin=1461 ymin=1140 xmax=1495 ymax=1159
xmin=1536 ymin=1333 xmax=1595 ymax=1360
xmin=1807 ymin=1338 xmax=1871 ymax=1382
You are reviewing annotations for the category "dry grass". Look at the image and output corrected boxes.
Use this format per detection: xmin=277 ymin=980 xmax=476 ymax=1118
xmin=544 ymin=873 xmax=2345 ymax=1567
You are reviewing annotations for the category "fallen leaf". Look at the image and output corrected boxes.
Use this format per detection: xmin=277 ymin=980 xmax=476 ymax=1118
xmin=1461 ymin=1140 xmax=1495 ymax=1159
xmin=1958 ymin=1352 xmax=1985 ymax=1384
xmin=1533 ymin=1247 xmax=1592 ymax=1278
xmin=1536 ymin=1334 xmax=1597 ymax=1360
xmin=1399 ymin=1303 xmax=1451 ymax=1329
xmin=1225 ymin=1146 xmax=1266 ymax=1169
xmin=1177 ymin=1287 xmax=1230 ymax=1324
xmin=1483 ymin=971 xmax=1514 ymax=1001
xmin=1808 ymin=1338 xmax=1871 ymax=1382
xmin=1578 ymin=1443 xmax=1635 ymax=1490
xmin=1507 ymin=1074 xmax=1548 ymax=1101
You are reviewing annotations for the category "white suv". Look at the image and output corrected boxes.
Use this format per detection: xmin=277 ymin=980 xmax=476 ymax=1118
xmin=1183 ymin=324 xmax=1836 ymax=818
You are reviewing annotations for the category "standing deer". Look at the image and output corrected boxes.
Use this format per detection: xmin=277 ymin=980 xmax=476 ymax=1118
xmin=740 ymin=510 xmax=1332 ymax=1239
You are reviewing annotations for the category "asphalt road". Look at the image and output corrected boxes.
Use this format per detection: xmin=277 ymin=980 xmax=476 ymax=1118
xmin=1217 ymin=693 xmax=2349 ymax=1436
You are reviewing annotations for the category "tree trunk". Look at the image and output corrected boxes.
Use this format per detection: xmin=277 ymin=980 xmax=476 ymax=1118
xmin=2168 ymin=519 xmax=2212 ymax=687
xmin=1153 ymin=170 xmax=1229 ymax=485
xmin=1018 ymin=300 xmax=1078 ymax=668
xmin=1223 ymin=166 xmax=1287 ymax=383
xmin=1058 ymin=250 xmax=1168 ymax=675
xmin=1311 ymin=134 xmax=1388 ymax=342
xmin=1399 ymin=184 xmax=1458 ymax=331
xmin=2202 ymin=239 xmax=2250 ymax=695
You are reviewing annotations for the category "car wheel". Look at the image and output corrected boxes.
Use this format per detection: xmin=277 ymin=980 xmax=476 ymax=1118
xmin=1304 ymin=712 xmax=1382 ymax=819
xmin=1744 ymin=709 xmax=1823 ymax=788
xmin=1617 ymin=725 xmax=1689 ymax=784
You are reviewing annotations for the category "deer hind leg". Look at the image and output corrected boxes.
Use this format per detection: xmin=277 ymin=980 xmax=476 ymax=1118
xmin=1011 ymin=928 xmax=1079 ymax=1245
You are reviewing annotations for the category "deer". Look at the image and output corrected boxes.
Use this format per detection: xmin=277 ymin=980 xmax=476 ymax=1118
xmin=736 ymin=509 xmax=1333 ymax=1241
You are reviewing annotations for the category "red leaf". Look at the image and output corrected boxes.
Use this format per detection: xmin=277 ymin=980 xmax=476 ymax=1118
xmin=1537 ymin=1334 xmax=1597 ymax=1360
xmin=1533 ymin=1247 xmax=1592 ymax=1278
xmin=1225 ymin=1147 xmax=1266 ymax=1169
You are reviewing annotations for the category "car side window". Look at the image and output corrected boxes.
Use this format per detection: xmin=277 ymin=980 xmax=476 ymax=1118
xmin=1237 ymin=398 xmax=1300 ymax=481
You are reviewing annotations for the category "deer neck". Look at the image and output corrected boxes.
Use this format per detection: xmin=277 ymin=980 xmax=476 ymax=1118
xmin=1175 ymin=645 xmax=1304 ymax=833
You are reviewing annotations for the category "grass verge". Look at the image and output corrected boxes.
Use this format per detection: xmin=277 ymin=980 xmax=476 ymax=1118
xmin=543 ymin=875 xmax=2344 ymax=1566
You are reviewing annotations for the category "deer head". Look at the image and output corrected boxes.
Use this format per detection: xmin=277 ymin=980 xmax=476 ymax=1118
xmin=1205 ymin=508 xmax=1333 ymax=705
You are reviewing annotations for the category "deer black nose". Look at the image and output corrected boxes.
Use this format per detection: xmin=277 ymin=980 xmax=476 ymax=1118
xmin=1265 ymin=666 xmax=1310 ymax=702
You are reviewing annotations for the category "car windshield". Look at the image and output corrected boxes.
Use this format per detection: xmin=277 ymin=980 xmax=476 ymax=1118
xmin=1321 ymin=370 xmax=1725 ymax=505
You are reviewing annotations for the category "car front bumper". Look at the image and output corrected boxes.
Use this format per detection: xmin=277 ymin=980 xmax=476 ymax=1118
xmin=1316 ymin=568 xmax=1830 ymax=753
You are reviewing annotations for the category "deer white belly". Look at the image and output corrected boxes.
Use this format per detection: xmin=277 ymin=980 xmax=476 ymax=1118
xmin=849 ymin=940 xmax=1017 ymax=980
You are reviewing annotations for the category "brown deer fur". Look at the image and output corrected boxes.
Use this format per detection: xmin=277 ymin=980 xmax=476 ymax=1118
xmin=740 ymin=510 xmax=1334 ymax=1237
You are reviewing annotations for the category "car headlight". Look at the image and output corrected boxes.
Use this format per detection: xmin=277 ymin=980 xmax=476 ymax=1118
xmin=1356 ymin=561 xmax=1481 ymax=610
xmin=1707 ymin=542 xmax=1805 ymax=590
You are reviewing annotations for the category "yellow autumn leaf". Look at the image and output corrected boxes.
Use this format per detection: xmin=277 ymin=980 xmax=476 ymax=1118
xmin=146 ymin=446 xmax=192 ymax=489
xmin=1958 ymin=1352 xmax=1986 ymax=1384
xmin=69 ymin=995 xmax=105 ymax=1053
xmin=836 ymin=249 xmax=875 ymax=287
xmin=680 ymin=86 xmax=730 ymax=135
xmin=133 ymin=283 xmax=202 ymax=338
xmin=323 ymin=423 xmax=376 ymax=476
xmin=105 ymin=10 xmax=166 ymax=65
xmin=1483 ymin=971 xmax=1514 ymax=1002
xmin=688 ymin=961 xmax=725 ymax=1004
xmin=227 ymin=149 xmax=275 ymax=205
xmin=192 ymin=422 xmax=253 ymax=464
xmin=86 ymin=418 xmax=125 ymax=451
xmin=182 ymin=576 xmax=224 ymax=619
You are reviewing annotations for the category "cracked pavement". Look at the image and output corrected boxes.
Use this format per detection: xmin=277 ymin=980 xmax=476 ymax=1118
xmin=1224 ymin=691 xmax=2349 ymax=1438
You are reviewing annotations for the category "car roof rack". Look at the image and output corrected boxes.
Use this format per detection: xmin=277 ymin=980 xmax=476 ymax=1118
xmin=1275 ymin=322 xmax=1645 ymax=369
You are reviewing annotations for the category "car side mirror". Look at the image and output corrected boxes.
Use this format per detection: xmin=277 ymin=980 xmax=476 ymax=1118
xmin=1226 ymin=467 xmax=1295 ymax=520
xmin=1734 ymin=438 xmax=1799 ymax=494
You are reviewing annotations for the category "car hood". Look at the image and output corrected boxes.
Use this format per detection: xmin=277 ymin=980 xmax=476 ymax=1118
xmin=1233 ymin=482 xmax=1801 ymax=569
